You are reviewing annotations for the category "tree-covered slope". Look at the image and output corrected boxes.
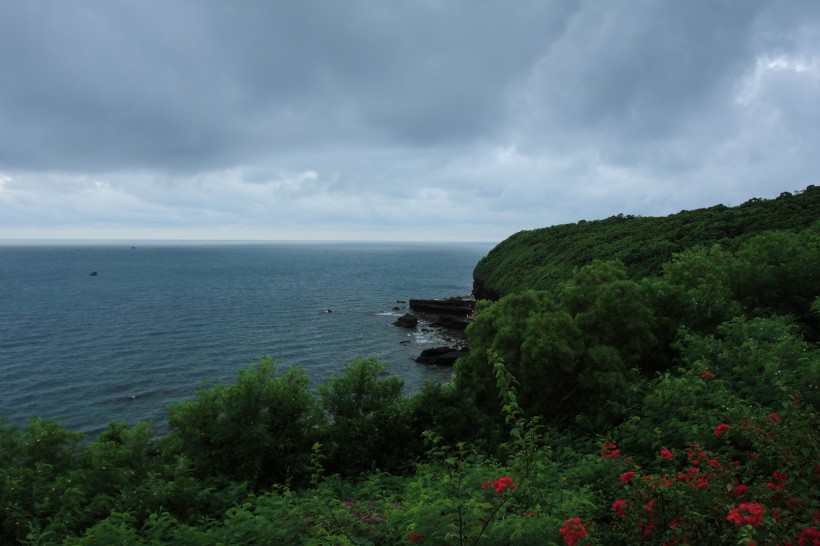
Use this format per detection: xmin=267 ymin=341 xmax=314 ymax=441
xmin=473 ymin=185 xmax=820 ymax=300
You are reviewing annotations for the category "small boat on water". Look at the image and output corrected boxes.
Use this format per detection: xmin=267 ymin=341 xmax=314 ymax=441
xmin=90 ymin=271 xmax=98 ymax=276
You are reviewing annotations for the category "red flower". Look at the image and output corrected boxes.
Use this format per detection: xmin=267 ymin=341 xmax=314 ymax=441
xmin=797 ymin=526 xmax=819 ymax=546
xmin=406 ymin=533 xmax=424 ymax=544
xmin=767 ymin=470 xmax=787 ymax=491
xmin=767 ymin=412 xmax=781 ymax=423
xmin=559 ymin=517 xmax=588 ymax=546
xmin=485 ymin=476 xmax=518 ymax=493
xmin=713 ymin=423 xmax=731 ymax=438
xmin=660 ymin=449 xmax=673 ymax=459
xmin=701 ymin=370 xmax=716 ymax=380
xmin=733 ymin=484 xmax=749 ymax=496
xmin=601 ymin=440 xmax=620 ymax=459
xmin=727 ymin=503 xmax=765 ymax=528
xmin=612 ymin=499 xmax=629 ymax=516
xmin=620 ymin=471 xmax=636 ymax=483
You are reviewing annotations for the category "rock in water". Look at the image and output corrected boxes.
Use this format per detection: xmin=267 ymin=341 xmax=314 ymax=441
xmin=393 ymin=313 xmax=419 ymax=328
xmin=415 ymin=346 xmax=469 ymax=365
xmin=409 ymin=296 xmax=474 ymax=315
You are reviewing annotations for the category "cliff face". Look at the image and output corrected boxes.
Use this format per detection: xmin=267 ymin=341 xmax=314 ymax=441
xmin=472 ymin=185 xmax=820 ymax=300
xmin=471 ymin=278 xmax=499 ymax=302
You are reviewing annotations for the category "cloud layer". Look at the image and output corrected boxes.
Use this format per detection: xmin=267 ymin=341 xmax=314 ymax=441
xmin=1 ymin=0 xmax=818 ymax=241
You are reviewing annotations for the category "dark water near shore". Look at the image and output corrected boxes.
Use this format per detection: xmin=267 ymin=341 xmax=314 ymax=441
xmin=0 ymin=241 xmax=493 ymax=435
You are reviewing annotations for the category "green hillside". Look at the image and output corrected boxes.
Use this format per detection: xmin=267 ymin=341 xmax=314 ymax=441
xmin=473 ymin=185 xmax=819 ymax=300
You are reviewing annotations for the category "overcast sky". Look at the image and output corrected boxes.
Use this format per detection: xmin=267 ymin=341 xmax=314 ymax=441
xmin=1 ymin=1 xmax=818 ymax=242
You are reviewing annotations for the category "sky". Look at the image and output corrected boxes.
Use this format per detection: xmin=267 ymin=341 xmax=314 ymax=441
xmin=1 ymin=1 xmax=818 ymax=242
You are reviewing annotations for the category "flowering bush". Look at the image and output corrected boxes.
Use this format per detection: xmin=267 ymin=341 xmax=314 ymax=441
xmin=727 ymin=502 xmax=765 ymax=528
xmin=559 ymin=517 xmax=589 ymax=546
xmin=713 ymin=423 xmax=731 ymax=438
xmin=597 ymin=406 xmax=819 ymax=545
xmin=601 ymin=439 xmax=621 ymax=459
xmin=483 ymin=476 xmax=518 ymax=493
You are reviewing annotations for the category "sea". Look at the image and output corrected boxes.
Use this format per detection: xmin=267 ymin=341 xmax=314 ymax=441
xmin=0 ymin=241 xmax=494 ymax=436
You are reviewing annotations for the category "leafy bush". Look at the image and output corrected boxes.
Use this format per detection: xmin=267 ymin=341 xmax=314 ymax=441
xmin=165 ymin=358 xmax=317 ymax=489
xmin=318 ymin=357 xmax=418 ymax=475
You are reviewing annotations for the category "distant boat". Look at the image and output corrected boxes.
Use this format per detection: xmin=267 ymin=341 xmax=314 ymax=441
xmin=90 ymin=271 xmax=98 ymax=276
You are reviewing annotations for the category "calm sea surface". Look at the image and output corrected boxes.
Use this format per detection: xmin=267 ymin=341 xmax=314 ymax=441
xmin=0 ymin=241 xmax=493 ymax=435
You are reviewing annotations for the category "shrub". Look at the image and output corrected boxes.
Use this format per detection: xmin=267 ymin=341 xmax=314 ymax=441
xmin=165 ymin=358 xmax=317 ymax=489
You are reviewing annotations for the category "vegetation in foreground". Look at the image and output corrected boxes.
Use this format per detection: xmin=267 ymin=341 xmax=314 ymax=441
xmin=1 ymin=189 xmax=818 ymax=545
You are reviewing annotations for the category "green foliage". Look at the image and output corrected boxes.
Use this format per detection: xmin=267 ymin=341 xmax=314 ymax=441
xmin=474 ymin=185 xmax=819 ymax=300
xmin=560 ymin=260 xmax=660 ymax=370
xmin=318 ymin=357 xmax=418 ymax=475
xmin=654 ymin=244 xmax=742 ymax=333
xmin=0 ymin=418 xmax=88 ymax=542
xmin=406 ymin=380 xmax=499 ymax=449
xmin=675 ymin=316 xmax=820 ymax=408
xmin=165 ymin=357 xmax=317 ymax=489
xmin=732 ymin=226 xmax=820 ymax=337
xmin=2 ymin=186 xmax=819 ymax=544
xmin=455 ymin=290 xmax=590 ymax=424
xmin=456 ymin=265 xmax=660 ymax=430
xmin=599 ymin=405 xmax=820 ymax=546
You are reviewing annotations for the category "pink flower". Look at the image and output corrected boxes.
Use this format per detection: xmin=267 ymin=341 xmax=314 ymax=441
xmin=713 ymin=423 xmax=731 ymax=438
xmin=660 ymin=449 xmax=673 ymax=459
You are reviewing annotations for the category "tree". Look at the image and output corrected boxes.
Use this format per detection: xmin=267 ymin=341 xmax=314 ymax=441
xmin=165 ymin=358 xmax=316 ymax=489
xmin=318 ymin=358 xmax=416 ymax=474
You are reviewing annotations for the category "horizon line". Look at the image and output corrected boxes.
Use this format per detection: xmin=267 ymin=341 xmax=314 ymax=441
xmin=0 ymin=237 xmax=499 ymax=245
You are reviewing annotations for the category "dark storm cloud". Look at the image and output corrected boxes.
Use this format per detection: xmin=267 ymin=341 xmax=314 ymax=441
xmin=517 ymin=2 xmax=782 ymax=148
xmin=0 ymin=1 xmax=577 ymax=171
xmin=0 ymin=0 xmax=818 ymax=241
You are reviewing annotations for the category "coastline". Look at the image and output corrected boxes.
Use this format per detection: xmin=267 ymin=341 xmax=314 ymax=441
xmin=395 ymin=295 xmax=476 ymax=366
